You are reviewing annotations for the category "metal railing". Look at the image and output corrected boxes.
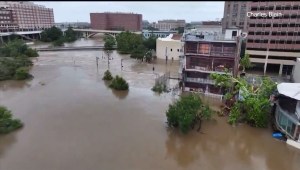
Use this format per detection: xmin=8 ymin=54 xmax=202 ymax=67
xmin=186 ymin=77 xmax=215 ymax=84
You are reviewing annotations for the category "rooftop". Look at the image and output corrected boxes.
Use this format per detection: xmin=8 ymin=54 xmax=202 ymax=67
xmin=183 ymin=33 xmax=236 ymax=42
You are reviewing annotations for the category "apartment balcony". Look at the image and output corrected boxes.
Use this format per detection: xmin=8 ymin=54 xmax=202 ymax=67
xmin=185 ymin=65 xmax=233 ymax=74
xmin=185 ymin=77 xmax=215 ymax=85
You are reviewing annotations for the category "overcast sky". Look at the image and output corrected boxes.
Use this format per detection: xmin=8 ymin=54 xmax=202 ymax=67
xmin=34 ymin=1 xmax=225 ymax=23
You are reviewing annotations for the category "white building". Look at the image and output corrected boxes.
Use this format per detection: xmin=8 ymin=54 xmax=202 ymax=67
xmin=156 ymin=34 xmax=184 ymax=61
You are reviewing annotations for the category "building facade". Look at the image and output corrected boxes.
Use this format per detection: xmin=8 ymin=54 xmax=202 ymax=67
xmin=0 ymin=1 xmax=54 ymax=31
xmin=181 ymin=29 xmax=240 ymax=98
xmin=151 ymin=19 xmax=185 ymax=31
xmin=246 ymin=1 xmax=300 ymax=78
xmin=222 ymin=1 xmax=248 ymax=32
xmin=55 ymin=22 xmax=90 ymax=29
xmin=90 ymin=12 xmax=142 ymax=31
xmin=0 ymin=6 xmax=18 ymax=31
xmin=156 ymin=34 xmax=184 ymax=61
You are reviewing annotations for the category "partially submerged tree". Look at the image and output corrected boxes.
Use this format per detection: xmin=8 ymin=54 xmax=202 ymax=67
xmin=102 ymin=70 xmax=113 ymax=81
xmin=166 ymin=93 xmax=213 ymax=134
xmin=210 ymin=72 xmax=277 ymax=128
xmin=109 ymin=75 xmax=129 ymax=90
xmin=0 ymin=106 xmax=23 ymax=134
xmin=104 ymin=34 xmax=116 ymax=50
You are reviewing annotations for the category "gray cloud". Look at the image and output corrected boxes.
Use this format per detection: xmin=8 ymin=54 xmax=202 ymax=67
xmin=34 ymin=1 xmax=224 ymax=23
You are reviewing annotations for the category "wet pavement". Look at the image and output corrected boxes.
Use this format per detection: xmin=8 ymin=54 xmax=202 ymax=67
xmin=0 ymin=39 xmax=299 ymax=170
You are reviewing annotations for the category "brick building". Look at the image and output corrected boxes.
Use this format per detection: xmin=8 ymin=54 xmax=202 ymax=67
xmin=246 ymin=1 xmax=300 ymax=77
xmin=90 ymin=12 xmax=142 ymax=31
xmin=181 ymin=29 xmax=240 ymax=98
xmin=0 ymin=1 xmax=54 ymax=31
xmin=0 ymin=6 xmax=18 ymax=31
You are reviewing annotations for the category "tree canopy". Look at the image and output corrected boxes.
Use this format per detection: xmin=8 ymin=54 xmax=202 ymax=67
xmin=210 ymin=72 xmax=277 ymax=128
xmin=41 ymin=26 xmax=63 ymax=42
xmin=0 ymin=106 xmax=23 ymax=134
xmin=0 ymin=39 xmax=38 ymax=80
xmin=166 ymin=93 xmax=213 ymax=134
xmin=104 ymin=34 xmax=116 ymax=51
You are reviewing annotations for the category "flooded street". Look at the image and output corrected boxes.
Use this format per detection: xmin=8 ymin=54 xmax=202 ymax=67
xmin=0 ymin=39 xmax=299 ymax=170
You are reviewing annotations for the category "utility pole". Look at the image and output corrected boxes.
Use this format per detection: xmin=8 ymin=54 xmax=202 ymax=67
xmin=121 ymin=59 xmax=123 ymax=70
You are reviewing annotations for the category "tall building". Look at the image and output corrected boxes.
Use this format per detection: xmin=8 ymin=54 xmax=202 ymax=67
xmin=0 ymin=6 xmax=18 ymax=31
xmin=222 ymin=1 xmax=248 ymax=32
xmin=90 ymin=12 xmax=142 ymax=31
xmin=0 ymin=1 xmax=54 ymax=31
xmin=246 ymin=1 xmax=300 ymax=77
xmin=181 ymin=29 xmax=241 ymax=98
xmin=151 ymin=19 xmax=185 ymax=31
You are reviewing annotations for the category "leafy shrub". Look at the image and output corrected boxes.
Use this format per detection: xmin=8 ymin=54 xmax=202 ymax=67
xmin=25 ymin=48 xmax=39 ymax=57
xmin=52 ymin=37 xmax=65 ymax=47
xmin=14 ymin=67 xmax=31 ymax=80
xmin=102 ymin=70 xmax=113 ymax=81
xmin=151 ymin=84 xmax=167 ymax=94
xmin=0 ymin=106 xmax=23 ymax=134
xmin=109 ymin=75 xmax=129 ymax=90
xmin=166 ymin=94 xmax=213 ymax=134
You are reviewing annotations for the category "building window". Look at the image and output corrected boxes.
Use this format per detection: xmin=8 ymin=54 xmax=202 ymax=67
xmin=170 ymin=48 xmax=172 ymax=52
xmin=177 ymin=49 xmax=179 ymax=52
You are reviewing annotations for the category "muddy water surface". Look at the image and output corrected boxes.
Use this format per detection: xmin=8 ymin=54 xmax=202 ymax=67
xmin=0 ymin=39 xmax=299 ymax=170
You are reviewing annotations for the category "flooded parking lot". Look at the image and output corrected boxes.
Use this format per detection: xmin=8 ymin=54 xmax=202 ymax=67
xmin=0 ymin=39 xmax=299 ymax=170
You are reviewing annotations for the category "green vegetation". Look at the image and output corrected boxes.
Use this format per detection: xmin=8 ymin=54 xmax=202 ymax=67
xmin=115 ymin=31 xmax=156 ymax=62
xmin=210 ymin=72 xmax=277 ymax=128
xmin=166 ymin=93 xmax=213 ymax=134
xmin=0 ymin=39 xmax=38 ymax=81
xmin=151 ymin=83 xmax=168 ymax=94
xmin=40 ymin=26 xmax=79 ymax=47
xmin=240 ymin=53 xmax=252 ymax=72
xmin=102 ymin=70 xmax=113 ymax=81
xmin=0 ymin=106 xmax=23 ymax=134
xmin=104 ymin=35 xmax=116 ymax=50
xmin=109 ymin=75 xmax=129 ymax=90
xmin=14 ymin=67 xmax=31 ymax=80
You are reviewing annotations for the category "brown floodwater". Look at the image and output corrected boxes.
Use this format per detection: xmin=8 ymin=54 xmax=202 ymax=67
xmin=0 ymin=39 xmax=300 ymax=170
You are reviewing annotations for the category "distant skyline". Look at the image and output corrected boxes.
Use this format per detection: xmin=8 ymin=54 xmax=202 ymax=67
xmin=34 ymin=1 xmax=225 ymax=23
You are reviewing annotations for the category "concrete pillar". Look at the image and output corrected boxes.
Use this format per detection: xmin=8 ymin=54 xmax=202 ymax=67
xmin=264 ymin=50 xmax=269 ymax=75
xmin=279 ymin=64 xmax=283 ymax=76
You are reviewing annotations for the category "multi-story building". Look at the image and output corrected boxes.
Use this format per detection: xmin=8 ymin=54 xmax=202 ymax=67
xmin=222 ymin=1 xmax=249 ymax=32
xmin=90 ymin=12 xmax=142 ymax=31
xmin=0 ymin=1 xmax=54 ymax=31
xmin=246 ymin=1 xmax=300 ymax=78
xmin=181 ymin=29 xmax=241 ymax=98
xmin=151 ymin=19 xmax=185 ymax=31
xmin=156 ymin=34 xmax=184 ymax=61
xmin=0 ymin=6 xmax=18 ymax=31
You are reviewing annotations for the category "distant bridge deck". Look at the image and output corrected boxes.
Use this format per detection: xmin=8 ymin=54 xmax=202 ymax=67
xmin=35 ymin=45 xmax=117 ymax=51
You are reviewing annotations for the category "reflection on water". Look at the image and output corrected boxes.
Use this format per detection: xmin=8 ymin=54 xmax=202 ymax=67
xmin=0 ymin=38 xmax=299 ymax=170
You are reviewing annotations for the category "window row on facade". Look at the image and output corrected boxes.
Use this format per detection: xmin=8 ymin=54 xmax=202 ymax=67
xmin=251 ymin=5 xmax=300 ymax=11
xmin=248 ymin=39 xmax=300 ymax=44
xmin=249 ymin=23 xmax=300 ymax=27
xmin=248 ymin=31 xmax=300 ymax=36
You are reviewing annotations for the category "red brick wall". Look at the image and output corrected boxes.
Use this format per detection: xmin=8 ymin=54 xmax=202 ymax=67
xmin=90 ymin=13 xmax=142 ymax=31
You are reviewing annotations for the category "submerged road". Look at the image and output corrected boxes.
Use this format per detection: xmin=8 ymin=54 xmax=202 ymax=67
xmin=35 ymin=45 xmax=117 ymax=51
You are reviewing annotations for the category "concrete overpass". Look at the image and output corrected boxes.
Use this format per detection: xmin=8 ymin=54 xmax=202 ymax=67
xmin=35 ymin=45 xmax=117 ymax=52
xmin=72 ymin=29 xmax=142 ymax=38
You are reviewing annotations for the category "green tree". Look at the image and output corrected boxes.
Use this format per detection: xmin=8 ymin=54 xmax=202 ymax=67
xmin=52 ymin=37 xmax=65 ymax=47
xmin=64 ymin=27 xmax=77 ymax=42
xmin=41 ymin=26 xmax=63 ymax=42
xmin=0 ymin=39 xmax=37 ymax=80
xmin=102 ymin=70 xmax=113 ymax=81
xmin=109 ymin=75 xmax=129 ymax=90
xmin=14 ymin=67 xmax=31 ymax=80
xmin=143 ymin=35 xmax=157 ymax=51
xmin=0 ymin=106 xmax=23 ymax=134
xmin=104 ymin=34 xmax=116 ymax=50
xmin=240 ymin=53 xmax=252 ymax=72
xmin=166 ymin=94 xmax=213 ymax=134
xmin=210 ymin=72 xmax=277 ymax=128
xmin=130 ymin=44 xmax=146 ymax=61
